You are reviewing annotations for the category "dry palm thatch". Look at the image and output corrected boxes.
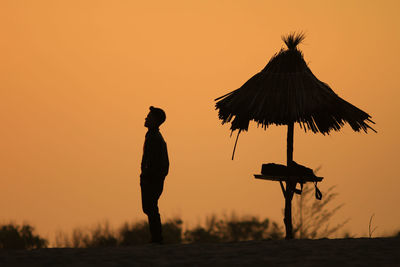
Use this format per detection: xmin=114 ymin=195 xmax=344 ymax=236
xmin=215 ymin=33 xmax=375 ymax=135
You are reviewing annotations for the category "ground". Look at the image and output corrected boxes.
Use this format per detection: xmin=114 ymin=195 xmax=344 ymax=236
xmin=1 ymin=238 xmax=399 ymax=266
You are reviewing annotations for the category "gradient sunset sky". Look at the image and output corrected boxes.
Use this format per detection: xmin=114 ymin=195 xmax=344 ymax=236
xmin=1 ymin=0 xmax=399 ymax=240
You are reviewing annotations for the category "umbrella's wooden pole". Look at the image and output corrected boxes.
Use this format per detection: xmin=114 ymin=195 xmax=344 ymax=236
xmin=287 ymin=122 xmax=294 ymax=165
xmin=284 ymin=122 xmax=295 ymax=239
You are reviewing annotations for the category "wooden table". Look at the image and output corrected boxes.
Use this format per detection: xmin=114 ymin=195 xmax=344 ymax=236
xmin=254 ymin=174 xmax=323 ymax=239
xmin=254 ymin=174 xmax=323 ymax=183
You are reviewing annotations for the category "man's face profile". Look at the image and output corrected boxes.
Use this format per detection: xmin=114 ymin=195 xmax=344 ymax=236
xmin=145 ymin=112 xmax=156 ymax=128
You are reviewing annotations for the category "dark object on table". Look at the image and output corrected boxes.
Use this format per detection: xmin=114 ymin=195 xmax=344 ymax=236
xmin=261 ymin=163 xmax=288 ymax=176
xmin=288 ymin=161 xmax=316 ymax=177
xmin=261 ymin=162 xmax=316 ymax=178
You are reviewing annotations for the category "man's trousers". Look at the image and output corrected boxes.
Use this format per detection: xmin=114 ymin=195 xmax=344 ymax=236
xmin=140 ymin=178 xmax=164 ymax=243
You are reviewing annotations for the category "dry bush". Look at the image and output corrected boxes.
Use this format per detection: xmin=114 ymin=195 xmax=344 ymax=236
xmin=0 ymin=223 xmax=47 ymax=249
xmin=293 ymin=184 xmax=349 ymax=239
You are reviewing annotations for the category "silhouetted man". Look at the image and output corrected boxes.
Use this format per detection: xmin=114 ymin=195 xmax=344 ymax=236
xmin=141 ymin=106 xmax=169 ymax=244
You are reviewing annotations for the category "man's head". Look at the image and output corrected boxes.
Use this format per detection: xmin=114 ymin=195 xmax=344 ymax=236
xmin=145 ymin=106 xmax=166 ymax=128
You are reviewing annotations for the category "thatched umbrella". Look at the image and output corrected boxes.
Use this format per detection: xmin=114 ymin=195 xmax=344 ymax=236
xmin=214 ymin=33 xmax=375 ymax=239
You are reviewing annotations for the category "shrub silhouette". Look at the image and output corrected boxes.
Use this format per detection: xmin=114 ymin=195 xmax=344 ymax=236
xmin=184 ymin=214 xmax=284 ymax=243
xmin=223 ymin=216 xmax=270 ymax=241
xmin=119 ymin=218 xmax=182 ymax=245
xmin=54 ymin=216 xmax=282 ymax=247
xmin=0 ymin=224 xmax=47 ymax=249
xmin=395 ymin=230 xmax=400 ymax=238
xmin=83 ymin=222 xmax=118 ymax=248
xmin=56 ymin=218 xmax=183 ymax=247
xmin=119 ymin=221 xmax=149 ymax=246
xmin=184 ymin=227 xmax=221 ymax=243
xmin=56 ymin=222 xmax=119 ymax=248
xmin=159 ymin=218 xmax=183 ymax=244
xmin=293 ymin=184 xmax=349 ymax=239
xmin=184 ymin=215 xmax=221 ymax=243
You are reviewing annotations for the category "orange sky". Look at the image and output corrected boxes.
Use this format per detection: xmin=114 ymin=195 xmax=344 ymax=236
xmin=1 ymin=0 xmax=399 ymax=241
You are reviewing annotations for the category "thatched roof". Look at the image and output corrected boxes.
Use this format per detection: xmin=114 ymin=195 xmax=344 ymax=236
xmin=215 ymin=33 xmax=375 ymax=134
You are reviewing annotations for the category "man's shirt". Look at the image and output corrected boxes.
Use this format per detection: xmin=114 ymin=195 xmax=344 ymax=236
xmin=141 ymin=128 xmax=169 ymax=180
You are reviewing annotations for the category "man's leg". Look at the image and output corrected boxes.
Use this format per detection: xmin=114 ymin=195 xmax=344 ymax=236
xmin=141 ymin=180 xmax=164 ymax=243
xmin=148 ymin=211 xmax=162 ymax=243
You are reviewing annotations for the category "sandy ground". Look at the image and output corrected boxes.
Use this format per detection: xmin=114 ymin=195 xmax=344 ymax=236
xmin=0 ymin=238 xmax=399 ymax=266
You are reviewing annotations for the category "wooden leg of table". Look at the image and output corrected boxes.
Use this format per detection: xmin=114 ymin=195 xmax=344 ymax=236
xmin=279 ymin=181 xmax=286 ymax=196
xmin=284 ymin=181 xmax=296 ymax=240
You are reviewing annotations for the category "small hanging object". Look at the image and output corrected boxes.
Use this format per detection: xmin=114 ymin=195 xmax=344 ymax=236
xmin=231 ymin=130 xmax=241 ymax=160
xmin=314 ymin=181 xmax=322 ymax=200
xmin=294 ymin=182 xmax=304 ymax=195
